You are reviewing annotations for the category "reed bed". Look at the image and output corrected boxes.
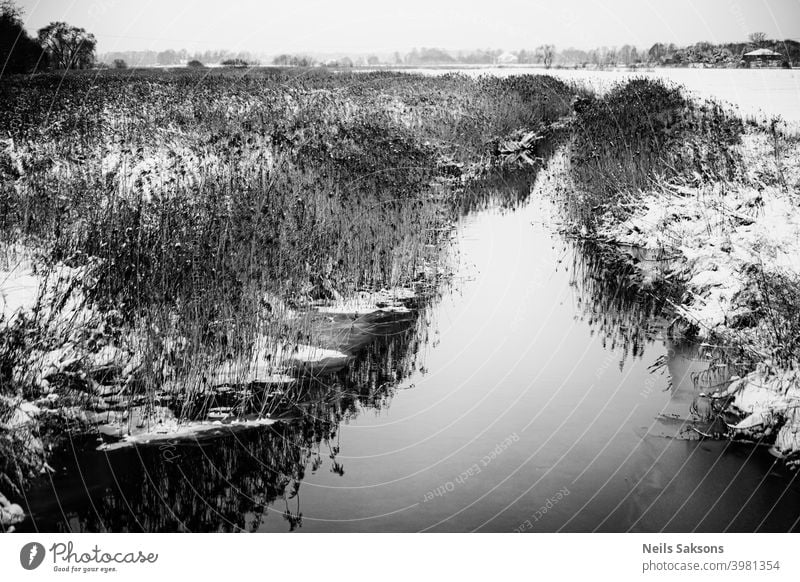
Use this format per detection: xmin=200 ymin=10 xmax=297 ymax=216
xmin=0 ymin=69 xmax=578 ymax=497
xmin=563 ymin=77 xmax=800 ymax=461
xmin=567 ymin=77 xmax=744 ymax=228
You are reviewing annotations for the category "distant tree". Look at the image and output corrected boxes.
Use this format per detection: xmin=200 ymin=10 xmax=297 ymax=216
xmin=603 ymin=46 xmax=617 ymax=66
xmin=537 ymin=44 xmax=555 ymax=68
xmin=748 ymin=32 xmax=767 ymax=47
xmin=648 ymin=42 xmax=667 ymax=63
xmin=272 ymin=54 xmax=315 ymax=67
xmin=112 ymin=58 xmax=127 ymax=69
xmin=1 ymin=0 xmax=43 ymax=74
xmin=157 ymin=49 xmax=179 ymax=66
xmin=619 ymin=44 xmax=633 ymax=65
xmin=710 ymin=46 xmax=734 ymax=65
xmin=37 ymin=21 xmax=96 ymax=69
xmin=456 ymin=48 xmax=498 ymax=64
xmin=186 ymin=59 xmax=204 ymax=68
xmin=366 ymin=54 xmax=379 ymax=65
xmin=406 ymin=47 xmax=455 ymax=65
xmin=221 ymin=58 xmax=248 ymax=67
xmin=516 ymin=49 xmax=536 ymax=64
xmin=560 ymin=47 xmax=590 ymax=66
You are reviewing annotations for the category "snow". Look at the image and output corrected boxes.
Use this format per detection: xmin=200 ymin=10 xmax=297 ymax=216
xmin=95 ymin=407 xmax=278 ymax=451
xmin=211 ymin=337 xmax=350 ymax=385
xmin=774 ymin=407 xmax=800 ymax=454
xmin=720 ymin=366 xmax=800 ymax=456
xmin=0 ymin=493 xmax=25 ymax=526
xmin=0 ymin=267 xmax=40 ymax=321
xmin=599 ymin=128 xmax=800 ymax=457
xmin=314 ymin=287 xmax=415 ymax=315
xmin=601 ymin=131 xmax=800 ymax=335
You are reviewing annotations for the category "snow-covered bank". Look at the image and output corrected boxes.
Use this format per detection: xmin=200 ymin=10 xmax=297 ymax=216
xmin=95 ymin=406 xmax=279 ymax=451
xmin=594 ymin=127 xmax=800 ymax=459
xmin=0 ymin=267 xmax=38 ymax=320
xmin=2 ymin=259 xmax=424 ymax=424
xmin=313 ymin=287 xmax=416 ymax=315
xmin=0 ymin=252 xmax=418 ymax=510
xmin=0 ymin=492 xmax=24 ymax=528
xmin=716 ymin=364 xmax=800 ymax=463
xmin=600 ymin=129 xmax=800 ymax=341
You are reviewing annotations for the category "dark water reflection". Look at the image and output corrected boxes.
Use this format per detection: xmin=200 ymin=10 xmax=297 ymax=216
xmin=19 ymin=308 xmax=430 ymax=533
xmin=18 ymin=180 xmax=800 ymax=533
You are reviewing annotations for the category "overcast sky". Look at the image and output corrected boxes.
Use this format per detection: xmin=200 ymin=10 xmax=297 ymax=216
xmin=14 ymin=0 xmax=800 ymax=54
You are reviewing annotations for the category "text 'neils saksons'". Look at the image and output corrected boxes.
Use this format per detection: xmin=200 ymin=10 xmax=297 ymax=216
xmin=643 ymin=543 xmax=724 ymax=554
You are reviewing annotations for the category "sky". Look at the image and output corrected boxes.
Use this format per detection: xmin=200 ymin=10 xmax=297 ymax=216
xmin=13 ymin=0 xmax=800 ymax=55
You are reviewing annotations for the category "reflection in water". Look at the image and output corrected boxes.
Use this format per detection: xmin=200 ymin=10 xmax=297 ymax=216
xmin=18 ymin=173 xmax=800 ymax=533
xmin=567 ymin=241 xmax=742 ymax=438
xmin=569 ymin=241 xmax=674 ymax=365
xmin=564 ymin=243 xmax=799 ymax=533
xmin=21 ymin=301 xmax=433 ymax=532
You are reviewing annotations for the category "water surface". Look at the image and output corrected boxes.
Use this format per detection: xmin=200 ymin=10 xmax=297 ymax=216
xmin=19 ymin=185 xmax=800 ymax=533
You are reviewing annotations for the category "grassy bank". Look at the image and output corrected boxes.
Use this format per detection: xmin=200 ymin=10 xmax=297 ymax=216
xmin=566 ymin=76 xmax=800 ymax=463
xmin=567 ymin=77 xmax=744 ymax=227
xmin=0 ymin=68 xmax=578 ymax=512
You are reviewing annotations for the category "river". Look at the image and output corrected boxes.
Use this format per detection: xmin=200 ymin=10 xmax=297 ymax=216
xmin=18 ymin=157 xmax=800 ymax=533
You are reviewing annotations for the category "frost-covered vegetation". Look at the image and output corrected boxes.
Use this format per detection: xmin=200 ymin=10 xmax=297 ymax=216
xmin=4 ymin=67 xmax=798 ymax=526
xmin=0 ymin=68 xmax=577 ymax=510
xmin=568 ymin=77 xmax=800 ymax=464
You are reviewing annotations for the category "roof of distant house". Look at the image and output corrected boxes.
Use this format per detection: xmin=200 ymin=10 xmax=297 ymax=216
xmin=743 ymin=48 xmax=782 ymax=57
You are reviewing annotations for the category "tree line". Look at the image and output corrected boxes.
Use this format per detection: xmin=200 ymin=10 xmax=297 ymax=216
xmin=99 ymin=49 xmax=263 ymax=68
xmin=398 ymin=35 xmax=797 ymax=67
xmin=3 ymin=0 xmax=796 ymax=74
xmin=1 ymin=1 xmax=97 ymax=73
xmin=270 ymin=37 xmax=797 ymax=68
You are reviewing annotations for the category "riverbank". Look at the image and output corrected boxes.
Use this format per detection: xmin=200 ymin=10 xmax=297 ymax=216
xmin=565 ymin=77 xmax=800 ymax=464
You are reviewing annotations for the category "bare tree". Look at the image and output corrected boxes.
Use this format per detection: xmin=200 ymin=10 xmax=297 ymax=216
xmin=537 ymin=44 xmax=555 ymax=68
xmin=37 ymin=21 xmax=96 ymax=69
xmin=748 ymin=32 xmax=767 ymax=48
xmin=648 ymin=43 xmax=666 ymax=63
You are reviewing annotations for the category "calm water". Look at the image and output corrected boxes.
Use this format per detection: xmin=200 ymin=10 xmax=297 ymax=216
xmin=18 ymin=178 xmax=800 ymax=533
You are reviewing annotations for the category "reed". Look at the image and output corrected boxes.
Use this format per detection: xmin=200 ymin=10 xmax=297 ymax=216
xmin=0 ymin=68 xmax=578 ymax=489
xmin=568 ymin=77 xmax=743 ymax=227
